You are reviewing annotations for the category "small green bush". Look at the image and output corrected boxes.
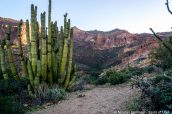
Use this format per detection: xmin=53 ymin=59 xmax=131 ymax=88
xmin=96 ymin=66 xmax=155 ymax=86
xmin=83 ymin=66 xmax=152 ymax=86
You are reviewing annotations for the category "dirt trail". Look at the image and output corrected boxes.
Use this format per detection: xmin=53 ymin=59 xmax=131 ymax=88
xmin=31 ymin=83 xmax=139 ymax=114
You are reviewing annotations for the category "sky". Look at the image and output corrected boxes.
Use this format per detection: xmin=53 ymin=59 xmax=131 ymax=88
xmin=1 ymin=0 xmax=172 ymax=33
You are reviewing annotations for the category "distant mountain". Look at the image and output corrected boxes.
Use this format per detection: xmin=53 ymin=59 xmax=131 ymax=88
xmin=0 ymin=17 xmax=171 ymax=72
xmin=0 ymin=17 xmax=19 ymax=26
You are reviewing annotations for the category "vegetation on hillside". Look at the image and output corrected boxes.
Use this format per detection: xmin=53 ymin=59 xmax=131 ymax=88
xmin=128 ymin=0 xmax=172 ymax=111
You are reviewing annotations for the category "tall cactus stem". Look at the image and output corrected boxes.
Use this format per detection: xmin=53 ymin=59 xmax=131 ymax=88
xmin=0 ymin=40 xmax=9 ymax=80
xmin=64 ymin=27 xmax=73 ymax=88
xmin=18 ymin=20 xmax=28 ymax=77
xmin=6 ymin=26 xmax=19 ymax=80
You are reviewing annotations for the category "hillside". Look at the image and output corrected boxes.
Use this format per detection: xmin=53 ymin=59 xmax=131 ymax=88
xmin=0 ymin=17 xmax=170 ymax=72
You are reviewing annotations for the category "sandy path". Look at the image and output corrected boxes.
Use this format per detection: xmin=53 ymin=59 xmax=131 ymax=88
xmin=31 ymin=83 xmax=138 ymax=114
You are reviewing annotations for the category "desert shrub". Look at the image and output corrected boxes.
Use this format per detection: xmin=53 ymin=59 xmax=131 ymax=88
xmin=35 ymin=84 xmax=67 ymax=103
xmin=96 ymin=67 xmax=147 ymax=85
xmin=108 ymin=72 xmax=124 ymax=85
xmin=137 ymin=71 xmax=172 ymax=111
xmin=125 ymin=95 xmax=142 ymax=111
xmin=96 ymin=69 xmax=132 ymax=85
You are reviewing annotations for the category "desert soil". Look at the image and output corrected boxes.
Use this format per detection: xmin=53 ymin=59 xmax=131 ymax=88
xmin=31 ymin=83 xmax=139 ymax=114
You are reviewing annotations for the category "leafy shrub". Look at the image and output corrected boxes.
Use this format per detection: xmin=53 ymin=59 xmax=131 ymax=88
xmin=96 ymin=69 xmax=132 ymax=85
xmin=137 ymin=71 xmax=172 ymax=111
xmin=0 ymin=78 xmax=29 ymax=114
xmin=0 ymin=77 xmax=29 ymax=96
xmin=95 ymin=67 xmax=147 ymax=85
xmin=0 ymin=95 xmax=24 ymax=114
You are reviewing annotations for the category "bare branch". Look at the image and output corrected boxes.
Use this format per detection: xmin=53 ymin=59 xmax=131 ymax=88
xmin=149 ymin=28 xmax=172 ymax=54
xmin=165 ymin=0 xmax=172 ymax=15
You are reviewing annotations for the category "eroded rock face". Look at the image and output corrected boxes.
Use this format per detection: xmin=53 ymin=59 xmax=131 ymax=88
xmin=73 ymin=27 xmax=170 ymax=69
xmin=0 ymin=17 xmax=27 ymax=45
xmin=96 ymin=33 xmax=105 ymax=46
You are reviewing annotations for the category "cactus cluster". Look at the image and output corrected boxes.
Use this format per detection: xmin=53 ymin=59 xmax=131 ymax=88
xmin=0 ymin=0 xmax=76 ymax=89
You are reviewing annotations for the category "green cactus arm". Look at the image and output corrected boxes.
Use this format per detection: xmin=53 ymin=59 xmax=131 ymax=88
xmin=6 ymin=26 xmax=19 ymax=80
xmin=47 ymin=0 xmax=53 ymax=84
xmin=0 ymin=40 xmax=9 ymax=80
xmin=59 ymin=26 xmax=64 ymax=67
xmin=52 ymin=22 xmax=58 ymax=82
xmin=26 ymin=20 xmax=32 ymax=61
xmin=59 ymin=39 xmax=68 ymax=84
xmin=31 ymin=4 xmax=38 ymax=76
xmin=27 ymin=60 xmax=34 ymax=87
xmin=18 ymin=20 xmax=28 ymax=77
xmin=34 ymin=60 xmax=41 ymax=88
xmin=68 ymin=64 xmax=77 ymax=88
xmin=41 ymin=12 xmax=47 ymax=81
xmin=59 ymin=14 xmax=70 ymax=85
xmin=64 ymin=28 xmax=74 ymax=88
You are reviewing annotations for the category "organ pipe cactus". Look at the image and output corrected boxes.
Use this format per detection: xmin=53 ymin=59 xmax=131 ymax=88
xmin=0 ymin=0 xmax=76 ymax=90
